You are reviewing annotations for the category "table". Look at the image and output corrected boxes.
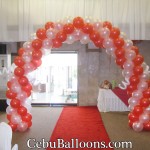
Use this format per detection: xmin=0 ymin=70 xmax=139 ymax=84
xmin=97 ymin=89 xmax=129 ymax=112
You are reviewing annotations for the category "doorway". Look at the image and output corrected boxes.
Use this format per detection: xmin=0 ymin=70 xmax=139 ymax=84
xmin=31 ymin=51 xmax=78 ymax=106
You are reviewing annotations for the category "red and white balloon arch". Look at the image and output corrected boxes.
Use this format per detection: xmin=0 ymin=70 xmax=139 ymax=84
xmin=5 ymin=17 xmax=150 ymax=132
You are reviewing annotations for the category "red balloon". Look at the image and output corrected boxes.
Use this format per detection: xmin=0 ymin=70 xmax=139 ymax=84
xmin=26 ymin=91 xmax=31 ymax=97
xmin=94 ymin=38 xmax=104 ymax=48
xmin=147 ymin=80 xmax=150 ymax=88
xmin=36 ymin=28 xmax=46 ymax=40
xmin=63 ymin=23 xmax=74 ymax=34
xmin=10 ymin=98 xmax=21 ymax=108
xmin=133 ymin=54 xmax=144 ymax=66
xmin=56 ymin=31 xmax=67 ymax=42
xmin=110 ymin=27 xmax=120 ymax=39
xmin=82 ymin=23 xmax=93 ymax=34
xmin=14 ymin=56 xmax=25 ymax=67
xmin=89 ymin=31 xmax=100 ymax=42
xmin=144 ymin=121 xmax=150 ymax=131
xmin=17 ymin=106 xmax=27 ymax=116
xmin=133 ymin=66 xmax=143 ymax=76
xmin=32 ymin=59 xmax=42 ymax=68
xmin=18 ymin=48 xmax=24 ymax=56
xmin=131 ymin=46 xmax=139 ymax=55
xmin=45 ymin=22 xmax=54 ymax=30
xmin=114 ymin=38 xmax=125 ymax=48
xmin=7 ymin=114 xmax=11 ymax=121
xmin=18 ymin=76 xmax=29 ymax=86
xmin=32 ymin=39 xmax=42 ymax=50
xmin=6 ymin=90 xmax=17 ymax=99
xmin=127 ymin=84 xmax=137 ymax=93
xmin=115 ymin=57 xmax=126 ymax=67
xmin=143 ymin=88 xmax=150 ymax=98
xmin=22 ymin=113 xmax=32 ymax=122
xmin=28 ymin=121 xmax=32 ymax=128
xmin=8 ymin=122 xmax=17 ymax=132
xmin=115 ymin=48 xmax=125 ymax=58
xmin=22 ymin=83 xmax=32 ymax=92
xmin=103 ymin=21 xmax=112 ymax=30
xmin=127 ymin=91 xmax=132 ymax=97
xmin=32 ymin=50 xmax=42 ymax=60
xmin=128 ymin=120 xmax=133 ymax=128
xmin=73 ymin=17 xmax=84 ymax=29
xmin=52 ymin=38 xmax=62 ymax=48
xmin=139 ymin=97 xmax=150 ymax=107
xmin=14 ymin=67 xmax=25 ymax=77
xmin=129 ymin=75 xmax=140 ymax=86
xmin=128 ymin=112 xmax=139 ymax=122
xmin=132 ymin=105 xmax=143 ymax=116
xmin=7 ymin=81 xmax=12 ymax=89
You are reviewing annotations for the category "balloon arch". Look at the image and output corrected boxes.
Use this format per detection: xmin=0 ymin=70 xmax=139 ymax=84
xmin=6 ymin=17 xmax=150 ymax=132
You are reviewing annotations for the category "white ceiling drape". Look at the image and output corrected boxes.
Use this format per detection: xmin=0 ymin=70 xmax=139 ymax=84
xmin=0 ymin=0 xmax=150 ymax=41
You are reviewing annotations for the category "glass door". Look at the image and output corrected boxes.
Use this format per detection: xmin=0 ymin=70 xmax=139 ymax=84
xmin=31 ymin=51 xmax=78 ymax=106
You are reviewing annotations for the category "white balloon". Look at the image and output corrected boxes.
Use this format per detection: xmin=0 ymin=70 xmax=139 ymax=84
xmin=65 ymin=34 xmax=75 ymax=44
xmin=125 ymin=50 xmax=136 ymax=60
xmin=106 ymin=47 xmax=116 ymax=58
xmin=11 ymin=82 xmax=21 ymax=93
xmin=24 ymin=62 xmax=35 ymax=74
xmin=120 ymin=32 xmax=127 ymax=39
xmin=123 ymin=61 xmax=134 ymax=70
xmin=132 ymin=90 xmax=143 ymax=99
xmin=139 ymin=113 xmax=150 ymax=123
xmin=22 ymin=103 xmax=32 ymax=113
xmin=30 ymin=33 xmax=37 ymax=41
xmin=17 ymin=121 xmax=28 ymax=132
xmin=93 ymin=21 xmax=103 ymax=30
xmin=22 ymin=51 xmax=32 ymax=63
xmin=63 ymin=16 xmax=73 ymax=24
xmin=122 ymin=69 xmax=133 ymax=78
xmin=100 ymin=27 xmax=110 ymax=38
xmin=6 ymin=106 xmax=17 ymax=115
xmin=46 ymin=28 xmax=56 ymax=39
xmin=42 ymin=38 xmax=53 ymax=49
xmin=23 ymin=42 xmax=33 ymax=51
xmin=41 ymin=48 xmax=51 ymax=56
xmin=54 ymin=21 xmax=64 ymax=30
xmin=72 ymin=29 xmax=83 ymax=41
xmin=123 ymin=40 xmax=133 ymax=50
xmin=84 ymin=16 xmax=93 ymax=23
xmin=11 ymin=113 xmax=22 ymax=124
xmin=6 ymin=99 xmax=10 ymax=105
xmin=103 ymin=38 xmax=114 ymax=49
xmin=137 ymin=80 xmax=148 ymax=91
xmin=17 ymin=91 xmax=28 ymax=101
xmin=80 ymin=34 xmax=90 ymax=44
xmin=132 ymin=121 xmax=143 ymax=132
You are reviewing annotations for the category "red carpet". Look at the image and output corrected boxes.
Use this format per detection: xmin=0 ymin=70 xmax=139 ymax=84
xmin=47 ymin=106 xmax=113 ymax=150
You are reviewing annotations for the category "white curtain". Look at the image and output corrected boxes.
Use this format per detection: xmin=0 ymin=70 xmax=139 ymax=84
xmin=0 ymin=0 xmax=150 ymax=41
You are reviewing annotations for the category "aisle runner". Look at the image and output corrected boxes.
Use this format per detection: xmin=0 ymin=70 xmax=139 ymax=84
xmin=47 ymin=106 xmax=113 ymax=150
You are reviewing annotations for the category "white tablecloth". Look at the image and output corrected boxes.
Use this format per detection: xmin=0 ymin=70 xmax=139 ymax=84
xmin=97 ymin=89 xmax=129 ymax=112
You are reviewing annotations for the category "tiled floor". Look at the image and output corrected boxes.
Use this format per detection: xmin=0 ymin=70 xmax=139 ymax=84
xmin=31 ymin=92 xmax=77 ymax=105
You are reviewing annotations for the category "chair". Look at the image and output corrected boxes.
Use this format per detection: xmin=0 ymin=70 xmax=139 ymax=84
xmin=0 ymin=122 xmax=18 ymax=150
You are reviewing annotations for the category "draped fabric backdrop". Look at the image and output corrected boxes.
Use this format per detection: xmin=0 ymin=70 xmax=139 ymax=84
xmin=0 ymin=0 xmax=150 ymax=42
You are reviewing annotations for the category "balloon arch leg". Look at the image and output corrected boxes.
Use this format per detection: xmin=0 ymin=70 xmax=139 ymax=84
xmin=6 ymin=17 xmax=150 ymax=132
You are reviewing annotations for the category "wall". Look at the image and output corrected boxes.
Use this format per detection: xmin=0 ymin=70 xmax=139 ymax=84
xmin=0 ymin=41 xmax=150 ymax=105
xmin=78 ymin=40 xmax=150 ymax=106
xmin=78 ymin=45 xmax=123 ymax=106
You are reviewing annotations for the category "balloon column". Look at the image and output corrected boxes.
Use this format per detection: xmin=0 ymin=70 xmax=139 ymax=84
xmin=6 ymin=16 xmax=150 ymax=132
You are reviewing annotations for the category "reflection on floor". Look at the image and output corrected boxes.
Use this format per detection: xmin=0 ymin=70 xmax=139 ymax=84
xmin=31 ymin=92 xmax=77 ymax=105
